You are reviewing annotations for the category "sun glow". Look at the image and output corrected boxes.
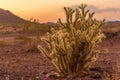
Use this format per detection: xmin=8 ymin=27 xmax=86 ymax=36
xmin=0 ymin=0 xmax=120 ymax=22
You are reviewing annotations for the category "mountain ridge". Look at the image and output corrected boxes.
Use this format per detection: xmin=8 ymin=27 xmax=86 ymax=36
xmin=0 ymin=8 xmax=25 ymax=23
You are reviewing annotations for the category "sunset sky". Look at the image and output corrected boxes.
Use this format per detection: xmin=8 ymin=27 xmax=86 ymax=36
xmin=0 ymin=0 xmax=120 ymax=22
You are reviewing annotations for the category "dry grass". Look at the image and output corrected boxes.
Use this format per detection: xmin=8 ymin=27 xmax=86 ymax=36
xmin=0 ymin=40 xmax=6 ymax=46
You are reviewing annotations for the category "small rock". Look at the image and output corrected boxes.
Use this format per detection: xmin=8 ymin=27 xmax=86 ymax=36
xmin=45 ymin=71 xmax=60 ymax=79
xmin=77 ymin=71 xmax=88 ymax=77
xmin=90 ymin=72 xmax=102 ymax=79
xmin=89 ymin=67 xmax=103 ymax=73
xmin=39 ymin=71 xmax=47 ymax=80
xmin=67 ymin=73 xmax=76 ymax=80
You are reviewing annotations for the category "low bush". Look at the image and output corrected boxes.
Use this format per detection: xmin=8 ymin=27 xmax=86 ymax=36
xmin=15 ymin=35 xmax=37 ymax=51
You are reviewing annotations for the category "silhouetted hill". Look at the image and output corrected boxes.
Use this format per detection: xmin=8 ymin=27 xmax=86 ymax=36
xmin=0 ymin=8 xmax=25 ymax=23
xmin=103 ymin=21 xmax=120 ymax=29
xmin=106 ymin=21 xmax=120 ymax=26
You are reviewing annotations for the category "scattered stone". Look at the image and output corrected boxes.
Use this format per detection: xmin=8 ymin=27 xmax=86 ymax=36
xmin=39 ymin=70 xmax=47 ymax=80
xmin=66 ymin=73 xmax=76 ymax=80
xmin=89 ymin=67 xmax=103 ymax=73
xmin=45 ymin=71 xmax=60 ymax=79
xmin=77 ymin=71 xmax=89 ymax=77
xmin=90 ymin=72 xmax=102 ymax=79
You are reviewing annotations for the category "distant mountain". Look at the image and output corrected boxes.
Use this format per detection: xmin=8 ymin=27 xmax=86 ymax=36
xmin=107 ymin=20 xmax=120 ymax=23
xmin=104 ymin=21 xmax=120 ymax=27
xmin=0 ymin=8 xmax=25 ymax=23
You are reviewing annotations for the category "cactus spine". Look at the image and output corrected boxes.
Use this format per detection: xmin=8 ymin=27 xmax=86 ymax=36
xmin=38 ymin=4 xmax=105 ymax=74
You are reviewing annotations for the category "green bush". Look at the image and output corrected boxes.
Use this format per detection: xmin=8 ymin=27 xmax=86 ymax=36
xmin=38 ymin=4 xmax=105 ymax=74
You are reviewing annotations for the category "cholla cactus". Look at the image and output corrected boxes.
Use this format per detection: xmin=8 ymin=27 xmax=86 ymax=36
xmin=38 ymin=4 xmax=105 ymax=74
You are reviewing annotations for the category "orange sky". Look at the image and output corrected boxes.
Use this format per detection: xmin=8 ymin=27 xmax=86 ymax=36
xmin=0 ymin=0 xmax=120 ymax=22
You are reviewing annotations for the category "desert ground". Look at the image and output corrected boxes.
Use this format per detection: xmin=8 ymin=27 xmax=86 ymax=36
xmin=0 ymin=30 xmax=119 ymax=80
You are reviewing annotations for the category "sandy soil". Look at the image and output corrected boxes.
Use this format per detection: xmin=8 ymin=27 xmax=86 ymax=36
xmin=0 ymin=32 xmax=119 ymax=80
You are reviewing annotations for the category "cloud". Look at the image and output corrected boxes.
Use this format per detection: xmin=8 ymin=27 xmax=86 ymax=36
xmin=70 ymin=5 xmax=120 ymax=13
xmin=102 ymin=8 xmax=120 ymax=12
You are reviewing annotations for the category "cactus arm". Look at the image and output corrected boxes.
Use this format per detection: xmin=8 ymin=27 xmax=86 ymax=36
xmin=38 ymin=45 xmax=51 ymax=60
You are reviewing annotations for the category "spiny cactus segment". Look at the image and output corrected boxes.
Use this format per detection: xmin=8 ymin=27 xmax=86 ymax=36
xmin=38 ymin=4 xmax=105 ymax=74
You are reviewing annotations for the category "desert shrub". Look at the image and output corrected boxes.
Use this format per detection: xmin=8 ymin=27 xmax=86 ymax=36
xmin=23 ymin=19 xmax=39 ymax=33
xmin=38 ymin=4 xmax=105 ymax=75
xmin=15 ymin=35 xmax=41 ymax=52
xmin=14 ymin=18 xmax=42 ymax=51
xmin=23 ymin=18 xmax=50 ymax=35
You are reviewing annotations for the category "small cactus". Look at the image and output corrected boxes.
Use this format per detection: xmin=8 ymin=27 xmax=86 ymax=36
xmin=38 ymin=4 xmax=105 ymax=74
